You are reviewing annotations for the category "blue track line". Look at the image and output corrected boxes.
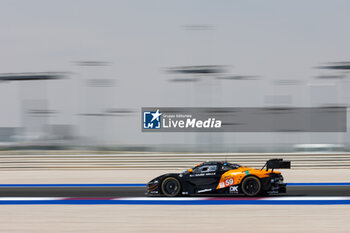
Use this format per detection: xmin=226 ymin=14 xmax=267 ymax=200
xmin=0 ymin=183 xmax=350 ymax=187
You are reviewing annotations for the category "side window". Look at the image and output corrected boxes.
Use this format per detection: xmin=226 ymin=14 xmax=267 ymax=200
xmin=207 ymin=165 xmax=217 ymax=172
xmin=193 ymin=165 xmax=217 ymax=174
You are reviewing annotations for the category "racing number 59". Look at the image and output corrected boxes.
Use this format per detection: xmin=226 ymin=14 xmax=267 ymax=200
xmin=225 ymin=178 xmax=234 ymax=186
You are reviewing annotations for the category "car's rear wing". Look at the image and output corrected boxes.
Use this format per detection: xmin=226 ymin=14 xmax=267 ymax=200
xmin=261 ymin=158 xmax=291 ymax=171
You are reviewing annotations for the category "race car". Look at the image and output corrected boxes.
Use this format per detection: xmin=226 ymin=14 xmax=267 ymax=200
xmin=146 ymin=159 xmax=290 ymax=197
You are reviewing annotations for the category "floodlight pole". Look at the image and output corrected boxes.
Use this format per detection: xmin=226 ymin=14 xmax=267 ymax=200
xmin=316 ymin=62 xmax=350 ymax=147
xmin=73 ymin=61 xmax=113 ymax=148
xmin=0 ymin=72 xmax=66 ymax=142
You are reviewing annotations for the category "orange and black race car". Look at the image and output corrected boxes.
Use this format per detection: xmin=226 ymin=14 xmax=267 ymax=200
xmin=146 ymin=159 xmax=291 ymax=197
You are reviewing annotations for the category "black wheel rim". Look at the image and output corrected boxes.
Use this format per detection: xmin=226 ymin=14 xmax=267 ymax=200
xmin=163 ymin=179 xmax=179 ymax=195
xmin=244 ymin=179 xmax=259 ymax=195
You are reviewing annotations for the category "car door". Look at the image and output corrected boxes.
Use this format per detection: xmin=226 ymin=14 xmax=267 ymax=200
xmin=185 ymin=164 xmax=220 ymax=187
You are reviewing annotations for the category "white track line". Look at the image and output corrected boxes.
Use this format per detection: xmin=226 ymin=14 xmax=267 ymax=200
xmin=0 ymin=196 xmax=349 ymax=201
xmin=117 ymin=196 xmax=350 ymax=201
xmin=262 ymin=196 xmax=350 ymax=201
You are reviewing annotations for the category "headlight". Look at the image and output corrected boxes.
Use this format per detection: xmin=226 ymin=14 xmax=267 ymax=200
xmin=148 ymin=179 xmax=159 ymax=184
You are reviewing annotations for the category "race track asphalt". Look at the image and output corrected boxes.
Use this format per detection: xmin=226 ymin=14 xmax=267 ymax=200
xmin=0 ymin=186 xmax=349 ymax=197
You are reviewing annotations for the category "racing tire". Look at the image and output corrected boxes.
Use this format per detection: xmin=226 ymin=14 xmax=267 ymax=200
xmin=241 ymin=176 xmax=262 ymax=197
xmin=161 ymin=177 xmax=181 ymax=197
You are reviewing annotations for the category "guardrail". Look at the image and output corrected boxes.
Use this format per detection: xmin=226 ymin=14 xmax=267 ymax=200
xmin=0 ymin=152 xmax=350 ymax=169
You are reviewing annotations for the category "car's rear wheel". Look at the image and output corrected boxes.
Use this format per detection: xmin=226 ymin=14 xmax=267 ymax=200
xmin=241 ymin=176 xmax=261 ymax=197
xmin=161 ymin=177 xmax=181 ymax=197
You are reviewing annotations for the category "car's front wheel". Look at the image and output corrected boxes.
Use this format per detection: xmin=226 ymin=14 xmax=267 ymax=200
xmin=241 ymin=176 xmax=261 ymax=197
xmin=161 ymin=177 xmax=181 ymax=197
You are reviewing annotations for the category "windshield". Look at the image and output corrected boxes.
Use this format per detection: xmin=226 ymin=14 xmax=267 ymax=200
xmin=221 ymin=163 xmax=241 ymax=171
xmin=183 ymin=162 xmax=241 ymax=174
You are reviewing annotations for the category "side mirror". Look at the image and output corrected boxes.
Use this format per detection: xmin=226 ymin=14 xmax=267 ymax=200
xmin=188 ymin=168 xmax=193 ymax=173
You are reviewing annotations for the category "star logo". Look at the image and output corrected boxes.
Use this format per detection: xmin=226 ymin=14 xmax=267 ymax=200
xmin=143 ymin=109 xmax=162 ymax=129
xmin=151 ymin=109 xmax=162 ymax=122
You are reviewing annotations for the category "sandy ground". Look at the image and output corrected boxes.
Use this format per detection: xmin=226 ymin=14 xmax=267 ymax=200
xmin=0 ymin=205 xmax=349 ymax=233
xmin=0 ymin=168 xmax=349 ymax=184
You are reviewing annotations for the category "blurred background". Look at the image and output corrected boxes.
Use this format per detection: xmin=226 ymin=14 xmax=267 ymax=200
xmin=1 ymin=0 xmax=350 ymax=153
